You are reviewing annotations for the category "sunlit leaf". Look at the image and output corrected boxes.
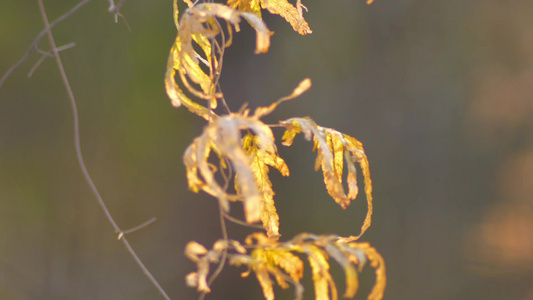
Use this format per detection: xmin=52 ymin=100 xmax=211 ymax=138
xmin=227 ymin=0 xmax=312 ymax=35
xmin=296 ymin=244 xmax=337 ymax=300
xmin=324 ymin=243 xmax=358 ymax=298
xmin=166 ymin=3 xmax=271 ymax=118
xmin=253 ymin=78 xmax=312 ymax=118
xmin=261 ymin=0 xmax=312 ymax=35
xmin=242 ymin=132 xmax=289 ymax=239
xmin=342 ymin=242 xmax=386 ymax=300
xmin=228 ymin=0 xmax=262 ymax=18
xmin=184 ymin=115 xmax=280 ymax=224
xmin=251 ymin=248 xmax=304 ymax=287
xmin=184 ymin=241 xmax=220 ymax=293
xmin=280 ymin=117 xmax=373 ymax=239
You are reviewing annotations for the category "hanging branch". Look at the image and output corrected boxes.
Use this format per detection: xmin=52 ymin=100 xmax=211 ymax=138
xmin=34 ymin=1 xmax=170 ymax=299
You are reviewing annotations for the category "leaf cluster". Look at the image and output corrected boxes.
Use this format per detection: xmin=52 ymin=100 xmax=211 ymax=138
xmin=165 ymin=0 xmax=384 ymax=299
xmin=186 ymin=233 xmax=385 ymax=300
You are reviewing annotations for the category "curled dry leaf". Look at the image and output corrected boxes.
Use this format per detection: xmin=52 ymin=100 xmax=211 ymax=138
xmin=228 ymin=0 xmax=312 ymax=35
xmin=341 ymin=242 xmax=386 ymax=300
xmin=324 ymin=243 xmax=359 ymax=298
xmin=165 ymin=3 xmax=271 ymax=118
xmin=184 ymin=233 xmax=385 ymax=300
xmin=298 ymin=244 xmax=337 ymax=300
xmin=183 ymin=114 xmax=279 ymax=224
xmin=232 ymin=232 xmax=385 ymax=300
xmin=184 ymin=239 xmax=248 ymax=293
xmin=241 ymin=133 xmax=289 ymax=239
xmin=184 ymin=241 xmax=221 ymax=293
xmin=253 ymin=78 xmax=312 ymax=118
xmin=280 ymin=117 xmax=374 ymax=239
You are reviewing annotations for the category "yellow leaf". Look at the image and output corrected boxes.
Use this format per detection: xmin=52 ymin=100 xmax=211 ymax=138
xmin=343 ymin=242 xmax=386 ymax=300
xmin=228 ymin=0 xmax=262 ymax=18
xmin=228 ymin=0 xmax=312 ymax=35
xmin=324 ymin=243 xmax=358 ymax=298
xmin=253 ymin=78 xmax=312 ymax=118
xmin=184 ymin=115 xmax=281 ymax=224
xmin=280 ymin=118 xmax=374 ymax=239
xmin=164 ymin=45 xmax=210 ymax=119
xmin=296 ymin=244 xmax=337 ymax=300
xmin=184 ymin=241 xmax=220 ymax=293
xmin=252 ymin=247 xmax=304 ymax=286
xmin=255 ymin=263 xmax=276 ymax=300
xmin=242 ymin=132 xmax=288 ymax=239
xmin=342 ymin=134 xmax=373 ymax=241
xmin=260 ymin=0 xmax=312 ymax=35
xmin=166 ymin=3 xmax=271 ymax=117
xmin=231 ymin=235 xmax=304 ymax=300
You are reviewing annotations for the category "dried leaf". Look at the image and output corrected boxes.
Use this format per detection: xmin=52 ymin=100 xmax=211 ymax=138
xmin=166 ymin=3 xmax=271 ymax=118
xmin=280 ymin=118 xmax=374 ymax=238
xmin=223 ymin=233 xmax=385 ymax=300
xmin=324 ymin=243 xmax=358 ymax=298
xmin=228 ymin=0 xmax=312 ymax=35
xmin=255 ymin=263 xmax=276 ymax=300
xmin=261 ymin=0 xmax=312 ymax=35
xmin=184 ymin=115 xmax=280 ymax=224
xmin=240 ymin=233 xmax=304 ymax=299
xmin=253 ymin=78 xmax=312 ymax=118
xmin=184 ymin=241 xmax=221 ymax=293
xmin=343 ymin=242 xmax=386 ymax=300
xmin=342 ymin=134 xmax=373 ymax=241
xmin=252 ymin=248 xmax=304 ymax=286
xmin=228 ymin=0 xmax=262 ymax=18
xmin=242 ymin=131 xmax=289 ymax=239
xmin=296 ymin=244 xmax=337 ymax=300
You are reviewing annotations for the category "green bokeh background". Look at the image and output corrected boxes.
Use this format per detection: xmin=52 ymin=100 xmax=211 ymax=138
xmin=1 ymin=0 xmax=532 ymax=299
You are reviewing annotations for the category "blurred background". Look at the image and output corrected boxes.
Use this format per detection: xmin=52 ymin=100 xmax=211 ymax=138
xmin=1 ymin=0 xmax=532 ymax=299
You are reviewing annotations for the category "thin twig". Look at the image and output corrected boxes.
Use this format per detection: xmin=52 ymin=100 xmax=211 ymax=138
xmin=119 ymin=217 xmax=157 ymax=238
xmin=0 ymin=0 xmax=89 ymax=89
xmin=36 ymin=47 xmax=54 ymax=57
xmin=36 ymin=1 xmax=170 ymax=299
xmin=27 ymin=55 xmax=47 ymax=78
xmin=28 ymin=43 xmax=76 ymax=78
xmin=56 ymin=42 xmax=77 ymax=52
xmin=224 ymin=213 xmax=264 ymax=229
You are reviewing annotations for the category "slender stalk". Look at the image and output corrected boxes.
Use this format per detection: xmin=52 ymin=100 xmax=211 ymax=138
xmin=36 ymin=1 xmax=170 ymax=299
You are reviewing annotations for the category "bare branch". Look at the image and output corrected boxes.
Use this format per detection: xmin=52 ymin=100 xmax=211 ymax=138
xmin=36 ymin=0 xmax=170 ymax=298
xmin=27 ymin=55 xmax=47 ymax=78
xmin=28 ymin=43 xmax=76 ymax=78
xmin=120 ymin=217 xmax=158 ymax=237
xmin=0 ymin=0 xmax=89 ymax=89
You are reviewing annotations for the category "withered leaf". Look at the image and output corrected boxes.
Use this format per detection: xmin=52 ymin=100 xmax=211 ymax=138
xmin=241 ymin=232 xmax=385 ymax=300
xmin=183 ymin=114 xmax=278 ymax=224
xmin=229 ymin=0 xmax=312 ymax=35
xmin=166 ymin=3 xmax=271 ymax=118
xmin=228 ymin=0 xmax=262 ymax=18
xmin=280 ymin=117 xmax=374 ymax=239
xmin=242 ymin=132 xmax=289 ymax=239
xmin=253 ymin=78 xmax=311 ymax=118
xmin=340 ymin=242 xmax=386 ymax=300
xmin=296 ymin=244 xmax=337 ymax=300
xmin=261 ymin=0 xmax=312 ymax=35
xmin=252 ymin=248 xmax=304 ymax=287
xmin=184 ymin=241 xmax=220 ymax=293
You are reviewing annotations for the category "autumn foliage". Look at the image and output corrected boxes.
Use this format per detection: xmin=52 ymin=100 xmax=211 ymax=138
xmin=167 ymin=0 xmax=386 ymax=299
